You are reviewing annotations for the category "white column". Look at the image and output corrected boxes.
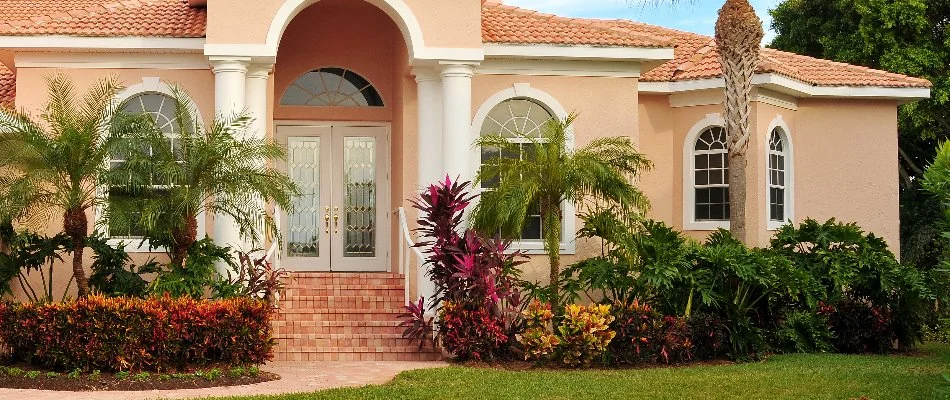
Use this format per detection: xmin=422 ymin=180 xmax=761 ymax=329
xmin=439 ymin=63 xmax=476 ymax=183
xmin=210 ymin=57 xmax=250 ymax=264
xmin=411 ymin=67 xmax=444 ymax=309
xmin=244 ymin=64 xmax=272 ymax=140
xmin=244 ymin=63 xmax=273 ymax=252
xmin=413 ymin=67 xmax=444 ymax=188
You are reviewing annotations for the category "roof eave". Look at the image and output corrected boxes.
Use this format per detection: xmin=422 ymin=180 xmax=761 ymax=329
xmin=483 ymin=43 xmax=674 ymax=63
xmin=0 ymin=36 xmax=205 ymax=53
xmin=639 ymin=73 xmax=931 ymax=103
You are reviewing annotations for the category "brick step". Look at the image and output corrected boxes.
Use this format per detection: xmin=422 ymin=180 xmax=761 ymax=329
xmin=275 ymin=338 xmax=413 ymax=349
xmin=285 ymin=283 xmax=406 ymax=291
xmin=288 ymin=274 xmax=405 ymax=285
xmin=274 ymin=313 xmax=405 ymax=322
xmin=290 ymin=272 xmax=404 ymax=279
xmin=274 ymin=344 xmax=438 ymax=354
xmin=283 ymin=286 xmax=406 ymax=296
xmin=275 ymin=307 xmax=405 ymax=314
xmin=272 ymin=351 xmax=442 ymax=362
xmin=276 ymin=332 xmax=406 ymax=339
xmin=280 ymin=295 xmax=406 ymax=309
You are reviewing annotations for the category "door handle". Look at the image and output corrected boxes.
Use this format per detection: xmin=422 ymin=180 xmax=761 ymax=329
xmin=333 ymin=206 xmax=340 ymax=233
xmin=324 ymin=206 xmax=330 ymax=234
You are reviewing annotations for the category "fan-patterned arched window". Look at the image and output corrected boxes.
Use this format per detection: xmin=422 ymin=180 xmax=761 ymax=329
xmin=109 ymin=92 xmax=184 ymax=239
xmin=479 ymin=98 xmax=556 ymax=240
xmin=280 ymin=67 xmax=384 ymax=107
xmin=693 ymin=126 xmax=730 ymax=222
xmin=768 ymin=127 xmax=790 ymax=224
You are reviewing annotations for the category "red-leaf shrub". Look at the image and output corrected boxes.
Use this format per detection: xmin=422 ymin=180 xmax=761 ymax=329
xmin=821 ymin=299 xmax=896 ymax=354
xmin=0 ymin=295 xmax=274 ymax=372
xmin=440 ymin=301 xmax=508 ymax=362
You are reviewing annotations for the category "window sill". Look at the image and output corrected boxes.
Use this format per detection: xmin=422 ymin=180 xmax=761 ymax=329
xmin=683 ymin=220 xmax=730 ymax=231
xmin=510 ymin=241 xmax=576 ymax=256
xmin=107 ymin=239 xmax=166 ymax=254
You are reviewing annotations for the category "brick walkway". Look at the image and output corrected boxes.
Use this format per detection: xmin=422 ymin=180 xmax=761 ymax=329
xmin=0 ymin=360 xmax=447 ymax=400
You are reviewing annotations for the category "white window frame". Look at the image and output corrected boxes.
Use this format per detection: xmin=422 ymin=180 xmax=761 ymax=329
xmin=470 ymin=83 xmax=576 ymax=255
xmin=683 ymin=113 xmax=730 ymax=231
xmin=95 ymin=77 xmax=206 ymax=253
xmin=765 ymin=115 xmax=794 ymax=231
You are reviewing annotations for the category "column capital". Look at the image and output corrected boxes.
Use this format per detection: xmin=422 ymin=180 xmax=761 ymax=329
xmin=411 ymin=67 xmax=440 ymax=83
xmin=209 ymin=57 xmax=251 ymax=74
xmin=246 ymin=63 xmax=274 ymax=79
xmin=438 ymin=62 xmax=477 ymax=79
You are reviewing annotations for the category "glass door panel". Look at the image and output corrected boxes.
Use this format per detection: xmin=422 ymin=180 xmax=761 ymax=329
xmin=280 ymin=126 xmax=332 ymax=271
xmin=331 ymin=126 xmax=389 ymax=272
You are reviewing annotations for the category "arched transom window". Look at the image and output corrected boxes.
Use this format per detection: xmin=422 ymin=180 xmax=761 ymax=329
xmin=280 ymin=67 xmax=384 ymax=107
xmin=768 ymin=127 xmax=789 ymax=224
xmin=479 ymin=97 xmax=556 ymax=240
xmin=693 ymin=126 xmax=730 ymax=222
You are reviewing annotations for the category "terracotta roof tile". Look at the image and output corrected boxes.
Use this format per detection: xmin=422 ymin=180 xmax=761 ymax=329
xmin=0 ymin=64 xmax=15 ymax=107
xmin=0 ymin=0 xmax=205 ymax=37
xmin=600 ymin=20 xmax=931 ymax=88
xmin=481 ymin=2 xmax=670 ymax=48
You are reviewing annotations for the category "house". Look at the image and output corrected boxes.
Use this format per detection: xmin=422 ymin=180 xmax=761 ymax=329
xmin=0 ymin=0 xmax=930 ymax=361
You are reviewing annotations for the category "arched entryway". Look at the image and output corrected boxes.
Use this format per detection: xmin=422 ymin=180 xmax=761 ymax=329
xmin=273 ymin=0 xmax=411 ymax=273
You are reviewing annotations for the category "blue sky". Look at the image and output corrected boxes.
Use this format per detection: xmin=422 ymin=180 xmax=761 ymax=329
xmin=503 ymin=0 xmax=783 ymax=43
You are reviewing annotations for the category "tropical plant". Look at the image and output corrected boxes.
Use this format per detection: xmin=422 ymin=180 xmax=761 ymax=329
xmin=87 ymin=233 xmax=158 ymax=298
xmin=212 ymin=249 xmax=290 ymax=305
xmin=518 ymin=300 xmax=560 ymax=362
xmin=406 ymin=177 xmax=526 ymax=359
xmin=473 ymin=115 xmax=652 ymax=310
xmin=105 ymin=86 xmax=298 ymax=267
xmin=556 ymin=303 xmax=616 ymax=367
xmin=148 ymin=238 xmax=234 ymax=299
xmin=0 ymin=74 xmax=159 ymax=297
xmin=440 ymin=301 xmax=509 ymax=362
xmin=3 ymin=230 xmax=71 ymax=303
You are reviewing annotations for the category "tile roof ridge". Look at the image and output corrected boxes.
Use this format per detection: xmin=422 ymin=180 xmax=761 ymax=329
xmin=760 ymin=47 xmax=932 ymax=86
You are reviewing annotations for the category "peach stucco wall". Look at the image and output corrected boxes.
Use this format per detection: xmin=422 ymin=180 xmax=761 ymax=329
xmin=205 ymin=0 xmax=482 ymax=49
xmin=637 ymin=92 xmax=900 ymax=252
xmin=471 ymin=73 xmax=640 ymax=284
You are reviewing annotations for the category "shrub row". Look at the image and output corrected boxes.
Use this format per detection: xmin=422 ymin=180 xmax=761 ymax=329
xmin=0 ymin=295 xmax=275 ymax=372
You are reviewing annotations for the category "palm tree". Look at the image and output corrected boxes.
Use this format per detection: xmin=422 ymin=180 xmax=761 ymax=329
xmin=715 ymin=0 xmax=764 ymax=243
xmin=106 ymin=87 xmax=298 ymax=268
xmin=472 ymin=114 xmax=653 ymax=309
xmin=0 ymin=75 xmax=156 ymax=297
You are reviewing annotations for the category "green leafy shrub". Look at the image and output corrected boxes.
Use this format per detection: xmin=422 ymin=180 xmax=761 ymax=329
xmin=132 ymin=372 xmax=150 ymax=381
xmin=148 ymin=238 xmax=234 ymax=299
xmin=686 ymin=312 xmax=730 ymax=360
xmin=439 ymin=301 xmax=509 ymax=362
xmin=774 ymin=310 xmax=834 ymax=353
xmin=924 ymin=318 xmax=950 ymax=344
xmin=518 ymin=300 xmax=560 ymax=361
xmin=556 ymin=304 xmax=616 ymax=367
xmin=771 ymin=218 xmax=932 ymax=350
xmin=0 ymin=295 xmax=275 ymax=371
xmin=24 ymin=371 xmax=39 ymax=379
xmin=67 ymin=369 xmax=82 ymax=379
xmin=87 ymin=233 xmax=157 ymax=298
xmin=114 ymin=371 xmax=130 ymax=380
xmin=88 ymin=370 xmax=101 ymax=381
xmin=44 ymin=371 xmax=59 ymax=378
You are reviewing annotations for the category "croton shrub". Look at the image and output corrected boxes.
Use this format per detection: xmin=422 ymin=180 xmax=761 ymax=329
xmin=0 ymin=295 xmax=274 ymax=372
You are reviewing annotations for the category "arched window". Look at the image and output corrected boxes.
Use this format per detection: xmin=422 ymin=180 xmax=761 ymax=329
xmin=479 ymin=98 xmax=556 ymax=241
xmin=767 ymin=126 xmax=792 ymax=228
xmin=107 ymin=92 xmax=183 ymax=240
xmin=280 ymin=67 xmax=384 ymax=107
xmin=692 ymin=126 xmax=730 ymax=223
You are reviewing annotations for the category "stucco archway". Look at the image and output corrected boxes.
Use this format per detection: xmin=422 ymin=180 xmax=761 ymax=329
xmin=265 ymin=0 xmax=425 ymax=61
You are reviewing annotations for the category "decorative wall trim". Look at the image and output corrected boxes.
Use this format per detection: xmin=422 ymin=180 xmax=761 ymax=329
xmin=476 ymin=59 xmax=641 ymax=78
xmin=639 ymin=73 xmax=931 ymax=101
xmin=15 ymin=53 xmax=210 ymax=70
xmin=0 ymin=36 xmax=204 ymax=52
xmin=764 ymin=115 xmax=795 ymax=231
xmin=484 ymin=44 xmax=674 ymax=62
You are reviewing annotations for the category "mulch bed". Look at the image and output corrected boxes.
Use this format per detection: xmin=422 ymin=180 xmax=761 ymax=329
xmin=0 ymin=368 xmax=279 ymax=391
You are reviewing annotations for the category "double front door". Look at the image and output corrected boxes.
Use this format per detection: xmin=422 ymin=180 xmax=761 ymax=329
xmin=279 ymin=125 xmax=389 ymax=272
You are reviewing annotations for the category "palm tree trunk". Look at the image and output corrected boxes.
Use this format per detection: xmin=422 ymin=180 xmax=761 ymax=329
xmin=542 ymin=202 xmax=562 ymax=311
xmin=716 ymin=0 xmax=763 ymax=244
xmin=63 ymin=208 xmax=90 ymax=297
xmin=171 ymin=215 xmax=199 ymax=268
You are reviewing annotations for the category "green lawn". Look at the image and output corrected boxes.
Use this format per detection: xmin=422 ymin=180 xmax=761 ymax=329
xmin=212 ymin=344 xmax=950 ymax=400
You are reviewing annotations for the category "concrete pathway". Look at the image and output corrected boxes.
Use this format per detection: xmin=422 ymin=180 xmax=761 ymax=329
xmin=0 ymin=361 xmax=448 ymax=400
